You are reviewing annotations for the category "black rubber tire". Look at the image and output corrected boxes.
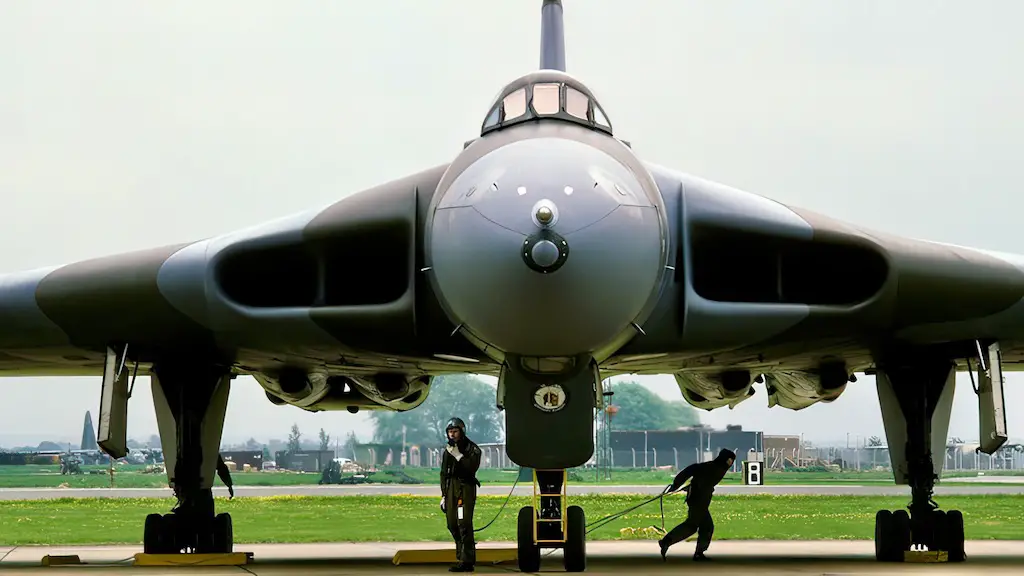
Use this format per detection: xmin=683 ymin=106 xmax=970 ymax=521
xmin=161 ymin=513 xmax=181 ymax=554
xmin=214 ymin=513 xmax=234 ymax=553
xmin=517 ymin=506 xmax=541 ymax=574
xmin=875 ymin=510 xmax=893 ymax=561
xmin=143 ymin=513 xmax=164 ymax=554
xmin=945 ymin=510 xmax=966 ymax=562
xmin=892 ymin=509 xmax=911 ymax=556
xmin=563 ymin=505 xmax=586 ymax=572
xmin=931 ymin=509 xmax=947 ymax=552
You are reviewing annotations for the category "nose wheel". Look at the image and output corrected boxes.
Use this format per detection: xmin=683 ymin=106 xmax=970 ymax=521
xmin=516 ymin=469 xmax=587 ymax=573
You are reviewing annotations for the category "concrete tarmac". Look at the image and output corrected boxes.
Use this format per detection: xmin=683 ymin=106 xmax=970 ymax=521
xmin=2 ymin=483 xmax=1023 ymax=500
xmin=1 ymin=540 xmax=1023 ymax=574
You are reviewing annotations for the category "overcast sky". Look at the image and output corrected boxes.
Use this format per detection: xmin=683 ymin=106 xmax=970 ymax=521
xmin=1 ymin=1 xmax=1022 ymax=449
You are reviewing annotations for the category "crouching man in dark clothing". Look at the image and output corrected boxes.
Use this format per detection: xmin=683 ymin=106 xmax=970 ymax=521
xmin=440 ymin=417 xmax=482 ymax=572
xmin=658 ymin=448 xmax=736 ymax=561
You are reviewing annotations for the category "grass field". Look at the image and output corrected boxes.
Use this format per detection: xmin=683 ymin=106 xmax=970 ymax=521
xmin=0 ymin=494 xmax=1020 ymax=546
xmin=0 ymin=464 xmax=1018 ymax=489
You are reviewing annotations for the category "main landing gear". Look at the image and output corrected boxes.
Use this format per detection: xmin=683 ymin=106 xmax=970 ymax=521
xmin=144 ymin=508 xmax=233 ymax=555
xmin=517 ymin=469 xmax=586 ymax=573
xmin=142 ymin=363 xmax=235 ymax=555
xmin=872 ymin=343 xmax=1006 ymax=563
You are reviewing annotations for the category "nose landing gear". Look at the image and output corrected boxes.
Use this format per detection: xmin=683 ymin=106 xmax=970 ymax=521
xmin=516 ymin=469 xmax=586 ymax=573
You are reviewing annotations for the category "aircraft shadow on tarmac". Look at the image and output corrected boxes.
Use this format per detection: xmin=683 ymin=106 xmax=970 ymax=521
xmin=294 ymin=554 xmax=1023 ymax=575
xmin=2 ymin=554 xmax=1024 ymax=574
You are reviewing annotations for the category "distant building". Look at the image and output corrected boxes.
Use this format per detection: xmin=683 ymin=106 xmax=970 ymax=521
xmin=221 ymin=450 xmax=263 ymax=470
xmin=763 ymin=435 xmax=804 ymax=469
xmin=352 ymin=443 xmax=435 ymax=468
xmin=763 ymin=435 xmax=800 ymax=455
xmin=275 ymin=449 xmax=334 ymax=472
xmin=606 ymin=426 xmax=763 ymax=472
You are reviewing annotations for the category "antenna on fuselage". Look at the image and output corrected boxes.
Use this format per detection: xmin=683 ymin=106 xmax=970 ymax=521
xmin=540 ymin=0 xmax=566 ymax=72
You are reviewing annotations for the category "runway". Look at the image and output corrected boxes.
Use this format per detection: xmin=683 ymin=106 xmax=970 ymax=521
xmin=1 ymin=540 xmax=1022 ymax=574
xmin=1 ymin=482 xmax=1023 ymax=500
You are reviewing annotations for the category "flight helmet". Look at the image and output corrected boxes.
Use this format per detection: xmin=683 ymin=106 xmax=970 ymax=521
xmin=446 ymin=417 xmax=466 ymax=435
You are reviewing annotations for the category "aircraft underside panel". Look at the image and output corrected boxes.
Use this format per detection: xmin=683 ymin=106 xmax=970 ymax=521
xmin=671 ymin=367 xmax=849 ymax=412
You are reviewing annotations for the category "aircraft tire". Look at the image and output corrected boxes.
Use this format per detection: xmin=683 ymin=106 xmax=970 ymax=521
xmin=931 ymin=509 xmax=947 ymax=553
xmin=562 ymin=505 xmax=586 ymax=572
xmin=517 ymin=506 xmax=541 ymax=573
xmin=161 ymin=513 xmax=182 ymax=553
xmin=143 ymin=513 xmax=164 ymax=554
xmin=874 ymin=510 xmax=895 ymax=561
xmin=944 ymin=510 xmax=966 ymax=562
xmin=892 ymin=509 xmax=911 ymax=555
xmin=213 ymin=513 xmax=234 ymax=553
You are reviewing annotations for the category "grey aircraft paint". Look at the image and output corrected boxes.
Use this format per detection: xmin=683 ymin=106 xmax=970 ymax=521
xmin=0 ymin=1 xmax=1022 ymax=451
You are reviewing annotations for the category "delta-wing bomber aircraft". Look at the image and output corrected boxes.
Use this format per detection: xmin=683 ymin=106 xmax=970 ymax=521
xmin=0 ymin=0 xmax=1013 ymax=569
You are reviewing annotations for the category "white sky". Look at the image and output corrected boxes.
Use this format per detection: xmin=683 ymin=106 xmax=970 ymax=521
xmin=1 ymin=1 xmax=1022 ymax=448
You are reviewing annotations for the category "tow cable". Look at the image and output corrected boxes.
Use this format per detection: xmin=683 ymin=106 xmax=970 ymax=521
xmin=473 ymin=470 xmax=675 ymax=538
xmin=473 ymin=472 xmax=522 ymax=533
xmin=584 ymin=484 xmax=672 ymax=535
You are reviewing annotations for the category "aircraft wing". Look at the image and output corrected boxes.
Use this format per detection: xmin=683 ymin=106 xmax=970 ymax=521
xmin=606 ymin=163 xmax=1024 ymax=409
xmin=0 ymin=163 xmax=494 ymax=391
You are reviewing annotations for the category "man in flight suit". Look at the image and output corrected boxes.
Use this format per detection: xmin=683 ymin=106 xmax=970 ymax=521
xmin=658 ymin=448 xmax=736 ymax=561
xmin=440 ymin=417 xmax=482 ymax=572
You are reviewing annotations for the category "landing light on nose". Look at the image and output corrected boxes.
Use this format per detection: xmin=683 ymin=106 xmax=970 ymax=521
xmin=536 ymin=205 xmax=554 ymax=225
xmin=531 ymin=199 xmax=559 ymax=228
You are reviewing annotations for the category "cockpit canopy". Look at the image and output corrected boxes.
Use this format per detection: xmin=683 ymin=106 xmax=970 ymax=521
xmin=481 ymin=71 xmax=612 ymax=137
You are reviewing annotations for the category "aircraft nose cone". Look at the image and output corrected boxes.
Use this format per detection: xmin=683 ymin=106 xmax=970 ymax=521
xmin=530 ymin=240 xmax=560 ymax=268
xmin=426 ymin=137 xmax=669 ymax=357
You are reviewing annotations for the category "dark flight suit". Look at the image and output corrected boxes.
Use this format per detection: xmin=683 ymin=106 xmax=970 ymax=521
xmin=659 ymin=448 xmax=736 ymax=560
xmin=440 ymin=436 xmax=482 ymax=569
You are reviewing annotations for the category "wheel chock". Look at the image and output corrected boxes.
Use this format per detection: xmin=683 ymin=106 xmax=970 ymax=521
xmin=132 ymin=552 xmax=253 ymax=566
xmin=904 ymin=550 xmax=948 ymax=563
xmin=41 ymin=555 xmax=82 ymax=566
xmin=392 ymin=548 xmax=517 ymax=566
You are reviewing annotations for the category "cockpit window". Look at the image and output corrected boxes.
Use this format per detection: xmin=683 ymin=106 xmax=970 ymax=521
xmin=483 ymin=106 xmax=500 ymax=129
xmin=481 ymin=79 xmax=612 ymax=136
xmin=532 ymin=83 xmax=561 ymax=115
xmin=502 ymin=88 xmax=528 ymax=122
xmin=564 ymin=87 xmax=589 ymax=120
xmin=592 ymin=104 xmax=610 ymax=129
